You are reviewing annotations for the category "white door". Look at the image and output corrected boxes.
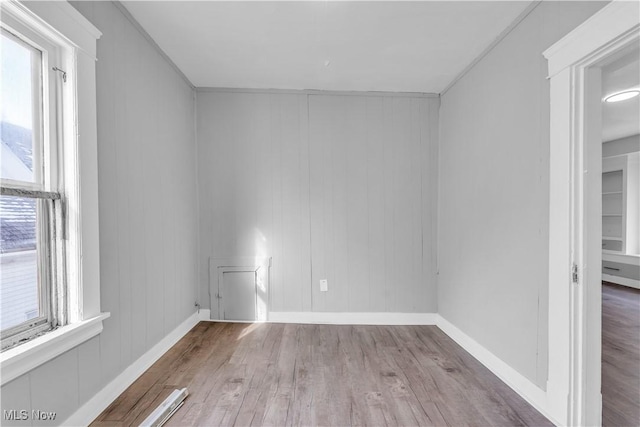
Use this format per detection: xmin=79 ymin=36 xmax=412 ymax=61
xmin=221 ymin=271 xmax=257 ymax=321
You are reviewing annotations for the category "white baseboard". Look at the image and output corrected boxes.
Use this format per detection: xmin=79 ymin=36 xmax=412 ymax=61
xmin=198 ymin=309 xmax=265 ymax=324
xmin=268 ymin=311 xmax=438 ymax=325
xmin=63 ymin=311 xmax=200 ymax=426
xmin=435 ymin=315 xmax=559 ymax=426
xmin=200 ymin=309 xmax=437 ymax=325
xmin=602 ymin=273 xmax=640 ymax=289
xmin=198 ymin=308 xmax=212 ymax=321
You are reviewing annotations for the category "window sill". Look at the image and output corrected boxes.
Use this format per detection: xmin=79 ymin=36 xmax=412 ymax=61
xmin=0 ymin=312 xmax=110 ymax=386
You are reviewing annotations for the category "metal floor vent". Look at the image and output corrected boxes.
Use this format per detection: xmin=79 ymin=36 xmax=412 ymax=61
xmin=139 ymin=388 xmax=188 ymax=427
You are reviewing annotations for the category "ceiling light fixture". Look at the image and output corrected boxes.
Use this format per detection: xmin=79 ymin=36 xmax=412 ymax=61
xmin=604 ymin=90 xmax=640 ymax=103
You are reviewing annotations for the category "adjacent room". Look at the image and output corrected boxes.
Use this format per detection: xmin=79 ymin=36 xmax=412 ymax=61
xmin=599 ymin=47 xmax=640 ymax=426
xmin=1 ymin=1 xmax=638 ymax=426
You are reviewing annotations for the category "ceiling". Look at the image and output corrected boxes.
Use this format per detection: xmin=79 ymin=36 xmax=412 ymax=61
xmin=602 ymin=49 xmax=640 ymax=143
xmin=122 ymin=1 xmax=533 ymax=93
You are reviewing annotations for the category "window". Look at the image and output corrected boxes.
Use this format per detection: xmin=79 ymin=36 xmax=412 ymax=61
xmin=1 ymin=0 xmax=105 ymax=384
xmin=1 ymin=26 xmax=64 ymax=349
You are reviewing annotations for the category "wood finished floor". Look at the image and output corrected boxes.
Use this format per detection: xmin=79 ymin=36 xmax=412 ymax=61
xmin=91 ymin=323 xmax=551 ymax=427
xmin=602 ymin=282 xmax=640 ymax=427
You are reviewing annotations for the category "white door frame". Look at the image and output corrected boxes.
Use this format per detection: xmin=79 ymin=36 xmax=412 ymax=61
xmin=209 ymin=257 xmax=271 ymax=321
xmin=544 ymin=1 xmax=640 ymax=425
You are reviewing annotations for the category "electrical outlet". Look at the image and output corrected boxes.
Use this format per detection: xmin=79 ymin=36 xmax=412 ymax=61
xmin=320 ymin=279 xmax=328 ymax=292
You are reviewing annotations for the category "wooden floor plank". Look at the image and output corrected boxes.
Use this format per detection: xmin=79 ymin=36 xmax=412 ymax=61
xmin=602 ymin=282 xmax=640 ymax=427
xmin=91 ymin=322 xmax=552 ymax=426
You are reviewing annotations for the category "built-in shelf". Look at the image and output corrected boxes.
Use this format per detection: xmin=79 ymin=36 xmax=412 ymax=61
xmin=602 ymin=168 xmax=625 ymax=253
xmin=602 ymin=153 xmax=640 ymax=285
xmin=603 ymin=249 xmax=623 ymax=256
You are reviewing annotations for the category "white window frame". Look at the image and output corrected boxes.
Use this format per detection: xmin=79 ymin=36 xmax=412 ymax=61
xmin=1 ymin=19 xmax=64 ymax=350
xmin=0 ymin=0 xmax=108 ymax=385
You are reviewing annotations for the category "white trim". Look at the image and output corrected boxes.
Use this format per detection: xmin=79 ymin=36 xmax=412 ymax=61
xmin=2 ymin=0 xmax=102 ymax=324
xmin=6 ymin=0 xmax=101 ymax=59
xmin=201 ymin=309 xmax=437 ymax=325
xmin=602 ymin=274 xmax=640 ymax=290
xmin=544 ymin=1 xmax=640 ymax=425
xmin=198 ymin=310 xmax=259 ymax=324
xmin=62 ymin=312 xmax=199 ymax=427
xmin=209 ymin=257 xmax=271 ymax=321
xmin=198 ymin=309 xmax=212 ymax=322
xmin=196 ymin=87 xmax=438 ymax=98
xmin=435 ymin=315 xmax=559 ymax=426
xmin=0 ymin=313 xmax=109 ymax=386
xmin=543 ymin=0 xmax=640 ymax=78
xmin=268 ymin=311 xmax=438 ymax=325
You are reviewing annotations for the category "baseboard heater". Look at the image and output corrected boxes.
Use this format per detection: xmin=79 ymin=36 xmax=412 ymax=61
xmin=139 ymin=388 xmax=189 ymax=427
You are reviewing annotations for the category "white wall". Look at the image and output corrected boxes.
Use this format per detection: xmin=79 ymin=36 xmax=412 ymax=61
xmin=438 ymin=0 xmax=606 ymax=389
xmin=197 ymin=91 xmax=439 ymax=314
xmin=0 ymin=2 xmax=198 ymax=424
xmin=603 ymin=134 xmax=640 ymax=158
xmin=625 ymin=151 xmax=639 ymax=255
xmin=197 ymin=91 xmax=310 ymax=315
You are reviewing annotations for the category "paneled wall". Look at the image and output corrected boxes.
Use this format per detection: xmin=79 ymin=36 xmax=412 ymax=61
xmin=197 ymin=92 xmax=311 ymax=315
xmin=0 ymin=2 xmax=198 ymax=424
xmin=309 ymin=95 xmax=438 ymax=312
xmin=438 ymin=0 xmax=607 ymax=389
xmin=197 ymin=90 xmax=439 ymax=314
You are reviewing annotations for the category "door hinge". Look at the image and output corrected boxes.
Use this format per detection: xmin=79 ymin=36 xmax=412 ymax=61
xmin=572 ymin=264 xmax=579 ymax=284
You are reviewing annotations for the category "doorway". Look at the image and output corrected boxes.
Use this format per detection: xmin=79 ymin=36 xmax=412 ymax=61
xmin=545 ymin=2 xmax=640 ymax=425
xmin=599 ymin=47 xmax=640 ymax=426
